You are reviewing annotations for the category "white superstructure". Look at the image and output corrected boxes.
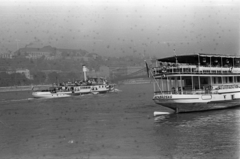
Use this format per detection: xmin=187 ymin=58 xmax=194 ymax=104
xmin=149 ymin=53 xmax=240 ymax=113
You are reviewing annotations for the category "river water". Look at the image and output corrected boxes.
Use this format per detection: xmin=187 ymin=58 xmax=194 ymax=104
xmin=0 ymin=83 xmax=240 ymax=159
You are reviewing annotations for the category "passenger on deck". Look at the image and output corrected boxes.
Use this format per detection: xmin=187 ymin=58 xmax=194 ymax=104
xmin=178 ymin=87 xmax=182 ymax=94
xmin=224 ymin=64 xmax=229 ymax=67
xmin=172 ymin=87 xmax=175 ymax=94
xmin=205 ymin=63 xmax=211 ymax=67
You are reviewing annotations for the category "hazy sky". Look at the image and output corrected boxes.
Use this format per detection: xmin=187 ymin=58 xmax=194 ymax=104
xmin=0 ymin=0 xmax=240 ymax=57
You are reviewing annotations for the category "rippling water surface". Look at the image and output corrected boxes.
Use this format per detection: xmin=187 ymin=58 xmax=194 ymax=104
xmin=0 ymin=84 xmax=240 ymax=159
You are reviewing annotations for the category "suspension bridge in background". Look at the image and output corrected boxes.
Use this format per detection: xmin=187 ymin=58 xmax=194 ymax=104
xmin=111 ymin=67 xmax=151 ymax=83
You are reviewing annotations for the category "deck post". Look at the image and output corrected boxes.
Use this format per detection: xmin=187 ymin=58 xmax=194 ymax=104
xmin=221 ymin=57 xmax=223 ymax=74
xmin=198 ymin=54 xmax=200 ymax=73
xmin=232 ymin=58 xmax=234 ymax=83
xmin=191 ymin=76 xmax=194 ymax=91
xmin=167 ymin=76 xmax=169 ymax=93
xmin=198 ymin=76 xmax=201 ymax=91
xmin=170 ymin=77 xmax=173 ymax=94
xmin=210 ymin=76 xmax=212 ymax=86
xmin=175 ymin=76 xmax=178 ymax=93
xmin=233 ymin=57 xmax=234 ymax=68
xmin=161 ymin=77 xmax=163 ymax=93
xmin=180 ymin=76 xmax=183 ymax=94
xmin=210 ymin=56 xmax=212 ymax=73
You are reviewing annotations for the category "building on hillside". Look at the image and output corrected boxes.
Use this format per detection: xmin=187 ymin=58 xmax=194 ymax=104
xmin=6 ymin=68 xmax=33 ymax=79
xmin=14 ymin=46 xmax=94 ymax=61
xmin=15 ymin=46 xmax=56 ymax=59
xmin=80 ymin=57 xmax=89 ymax=62
xmin=58 ymin=48 xmax=90 ymax=60
xmin=0 ymin=53 xmax=13 ymax=59
xmin=87 ymin=53 xmax=100 ymax=59
xmin=54 ymin=50 xmax=62 ymax=59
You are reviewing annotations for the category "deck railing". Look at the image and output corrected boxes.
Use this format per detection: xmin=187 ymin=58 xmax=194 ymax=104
xmin=154 ymin=84 xmax=240 ymax=95
xmin=154 ymin=90 xmax=211 ymax=95
xmin=152 ymin=64 xmax=240 ymax=75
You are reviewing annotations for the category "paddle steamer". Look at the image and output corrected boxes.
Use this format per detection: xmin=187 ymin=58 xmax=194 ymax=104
xmin=150 ymin=53 xmax=240 ymax=113
xmin=32 ymin=65 xmax=114 ymax=98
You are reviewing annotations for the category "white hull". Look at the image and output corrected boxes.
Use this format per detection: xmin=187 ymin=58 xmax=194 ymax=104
xmin=153 ymin=90 xmax=240 ymax=113
xmin=32 ymin=92 xmax=72 ymax=98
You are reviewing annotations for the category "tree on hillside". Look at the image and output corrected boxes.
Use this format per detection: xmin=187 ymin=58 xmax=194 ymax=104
xmin=66 ymin=72 xmax=80 ymax=81
xmin=0 ymin=72 xmax=11 ymax=86
xmin=47 ymin=72 xmax=60 ymax=84
xmin=11 ymin=73 xmax=30 ymax=85
xmin=0 ymin=72 xmax=30 ymax=86
xmin=32 ymin=71 xmax=46 ymax=84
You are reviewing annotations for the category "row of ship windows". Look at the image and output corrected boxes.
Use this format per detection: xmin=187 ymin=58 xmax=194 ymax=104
xmin=74 ymin=85 xmax=106 ymax=90
xmin=212 ymin=76 xmax=240 ymax=84
xmin=74 ymin=87 xmax=91 ymax=91
xmin=165 ymin=68 xmax=232 ymax=73
xmin=153 ymin=67 xmax=239 ymax=74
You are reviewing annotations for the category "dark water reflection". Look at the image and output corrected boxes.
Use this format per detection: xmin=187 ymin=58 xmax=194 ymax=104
xmin=154 ymin=109 xmax=240 ymax=158
xmin=0 ymin=84 xmax=240 ymax=158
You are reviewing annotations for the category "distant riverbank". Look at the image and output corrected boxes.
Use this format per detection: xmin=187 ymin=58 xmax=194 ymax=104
xmin=0 ymin=82 xmax=149 ymax=92
xmin=0 ymin=85 xmax=51 ymax=92
xmin=121 ymin=79 xmax=152 ymax=84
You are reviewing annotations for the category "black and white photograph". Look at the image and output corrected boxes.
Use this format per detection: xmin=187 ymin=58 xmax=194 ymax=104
xmin=0 ymin=0 xmax=240 ymax=158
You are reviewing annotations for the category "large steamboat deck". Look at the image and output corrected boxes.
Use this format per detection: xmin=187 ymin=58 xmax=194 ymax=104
xmin=150 ymin=53 xmax=240 ymax=113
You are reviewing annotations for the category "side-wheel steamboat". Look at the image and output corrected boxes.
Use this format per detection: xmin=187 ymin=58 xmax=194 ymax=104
xmin=32 ymin=65 xmax=115 ymax=98
xmin=148 ymin=53 xmax=240 ymax=113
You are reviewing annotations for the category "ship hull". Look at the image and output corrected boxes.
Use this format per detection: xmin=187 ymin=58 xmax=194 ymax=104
xmin=154 ymin=100 xmax=240 ymax=113
xmin=32 ymin=92 xmax=73 ymax=98
xmin=153 ymin=93 xmax=240 ymax=113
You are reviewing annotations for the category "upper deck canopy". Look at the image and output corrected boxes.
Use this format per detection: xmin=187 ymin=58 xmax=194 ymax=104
xmin=158 ymin=53 xmax=240 ymax=65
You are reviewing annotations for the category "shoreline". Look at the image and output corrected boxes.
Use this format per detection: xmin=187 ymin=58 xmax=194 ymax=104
xmin=0 ymin=85 xmax=51 ymax=92
xmin=0 ymin=82 xmax=150 ymax=92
